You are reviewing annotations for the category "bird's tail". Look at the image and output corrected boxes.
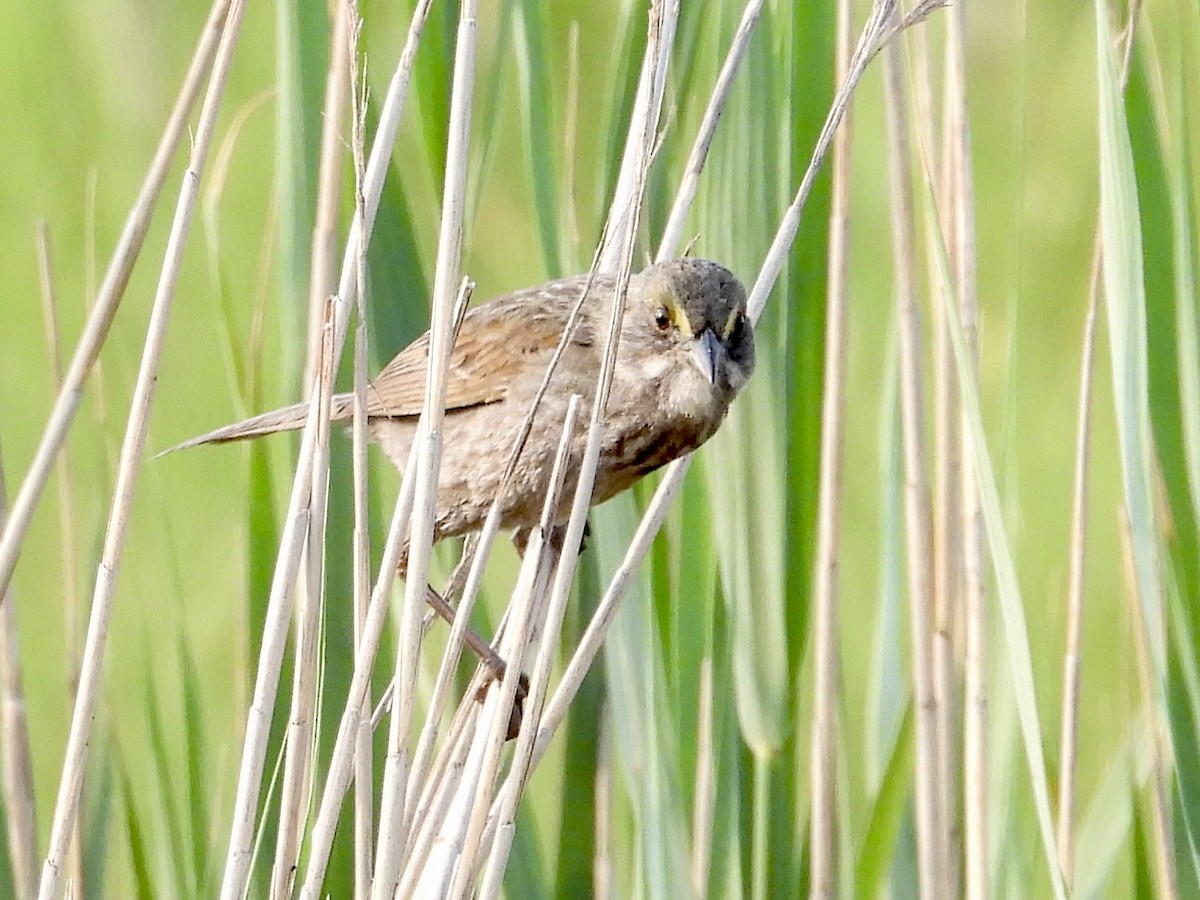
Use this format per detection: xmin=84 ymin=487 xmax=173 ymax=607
xmin=161 ymin=396 xmax=355 ymax=455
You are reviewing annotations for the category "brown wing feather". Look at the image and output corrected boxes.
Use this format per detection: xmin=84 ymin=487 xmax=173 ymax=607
xmin=165 ymin=272 xmax=607 ymax=452
xmin=364 ymin=274 xmax=601 ymax=418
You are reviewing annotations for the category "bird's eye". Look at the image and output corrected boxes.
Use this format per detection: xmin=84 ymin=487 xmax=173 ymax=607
xmin=654 ymin=306 xmax=671 ymax=331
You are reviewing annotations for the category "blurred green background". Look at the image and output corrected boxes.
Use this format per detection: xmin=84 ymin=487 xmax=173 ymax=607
xmin=0 ymin=0 xmax=1173 ymax=895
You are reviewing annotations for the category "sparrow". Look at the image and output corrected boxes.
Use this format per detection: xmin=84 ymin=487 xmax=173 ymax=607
xmin=173 ymin=257 xmax=755 ymax=546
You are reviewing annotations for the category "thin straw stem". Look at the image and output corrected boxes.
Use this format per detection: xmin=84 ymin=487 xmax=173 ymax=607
xmin=942 ymin=2 xmax=983 ymax=896
xmin=35 ymin=221 xmax=78 ymax=897
xmin=747 ymin=0 xmax=906 ymax=322
xmin=269 ymin=303 xmax=336 ymax=896
xmin=344 ymin=4 xmax=375 ymax=894
xmin=1056 ymin=3 xmax=1141 ymax=884
xmin=883 ymin=21 xmax=945 ymax=899
xmin=303 ymin=1 xmax=352 ymax=389
xmin=0 ymin=448 xmax=36 ymax=900
xmin=807 ymin=0 xmax=854 ymax=893
xmin=930 ymin=56 xmax=962 ymax=900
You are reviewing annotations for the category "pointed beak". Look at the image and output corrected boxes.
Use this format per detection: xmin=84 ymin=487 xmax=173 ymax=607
xmin=689 ymin=327 xmax=722 ymax=385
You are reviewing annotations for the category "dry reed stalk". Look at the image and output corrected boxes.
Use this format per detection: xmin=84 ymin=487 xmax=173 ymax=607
xmin=269 ymin=2 xmax=355 ymax=888
xmin=747 ymin=0 xmax=915 ymax=323
xmin=35 ymin=224 xmax=80 ymax=682
xmin=1056 ymin=2 xmax=1141 ymax=884
xmin=344 ymin=4 xmax=375 ymax=894
xmin=0 ymin=450 xmax=36 ymax=900
xmin=35 ymin=223 xmax=81 ymax=899
xmin=0 ymin=0 xmax=231 ymax=603
xmin=597 ymin=1 xmax=676 ymax=274
xmin=454 ymin=400 xmax=583 ymax=899
xmin=270 ymin=298 xmax=338 ymax=896
xmin=221 ymin=4 xmax=436 ymax=894
xmin=883 ymin=17 xmax=945 ymax=899
xmin=930 ymin=67 xmax=963 ymax=900
xmin=36 ymin=3 xmax=249 ymax=897
xmin=939 ymin=4 xmax=984 ymax=897
xmin=371 ymin=1 xmax=479 ymax=892
xmin=297 ymin=447 xmax=420 ymax=899
xmin=806 ymin=0 xmax=854 ymax=894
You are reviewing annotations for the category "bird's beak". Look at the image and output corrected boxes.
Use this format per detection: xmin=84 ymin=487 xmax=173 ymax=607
xmin=690 ymin=327 xmax=722 ymax=384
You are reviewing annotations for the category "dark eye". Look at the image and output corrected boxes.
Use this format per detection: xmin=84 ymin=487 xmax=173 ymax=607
xmin=654 ymin=306 xmax=671 ymax=331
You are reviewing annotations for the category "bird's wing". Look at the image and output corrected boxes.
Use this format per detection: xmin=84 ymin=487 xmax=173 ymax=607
xmin=364 ymin=278 xmax=599 ymax=419
xmin=163 ymin=275 xmax=606 ymax=452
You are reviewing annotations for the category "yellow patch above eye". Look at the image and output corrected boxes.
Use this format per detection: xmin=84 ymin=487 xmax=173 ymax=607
xmin=721 ymin=306 xmax=742 ymax=340
xmin=664 ymin=297 xmax=693 ymax=337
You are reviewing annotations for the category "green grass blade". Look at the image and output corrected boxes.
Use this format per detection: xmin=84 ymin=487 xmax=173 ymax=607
xmin=1094 ymin=0 xmax=1163 ymax=673
xmin=514 ymin=0 xmax=563 ymax=276
xmin=854 ymin=699 xmax=915 ymax=894
xmin=274 ymin=0 xmax=327 ymax=383
xmin=118 ymin=758 xmax=158 ymax=899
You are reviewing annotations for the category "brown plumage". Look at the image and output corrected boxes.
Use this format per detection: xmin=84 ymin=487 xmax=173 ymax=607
xmin=172 ymin=258 xmax=755 ymax=546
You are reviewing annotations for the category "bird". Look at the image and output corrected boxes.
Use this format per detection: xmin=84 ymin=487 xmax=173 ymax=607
xmin=172 ymin=257 xmax=756 ymax=550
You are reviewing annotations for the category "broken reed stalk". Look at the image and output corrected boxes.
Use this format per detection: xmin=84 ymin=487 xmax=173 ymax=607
xmin=36 ymin=2 xmax=250 ymax=897
xmin=270 ymin=299 xmax=338 ymax=897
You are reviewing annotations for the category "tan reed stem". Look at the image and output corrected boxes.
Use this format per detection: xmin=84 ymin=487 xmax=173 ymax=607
xmin=807 ymin=0 xmax=854 ymax=894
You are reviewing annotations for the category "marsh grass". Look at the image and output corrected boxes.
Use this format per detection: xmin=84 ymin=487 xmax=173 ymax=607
xmin=1 ymin=0 xmax=1199 ymax=897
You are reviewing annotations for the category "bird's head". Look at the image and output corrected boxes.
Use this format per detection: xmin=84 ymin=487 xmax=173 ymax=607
xmin=620 ymin=258 xmax=755 ymax=419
